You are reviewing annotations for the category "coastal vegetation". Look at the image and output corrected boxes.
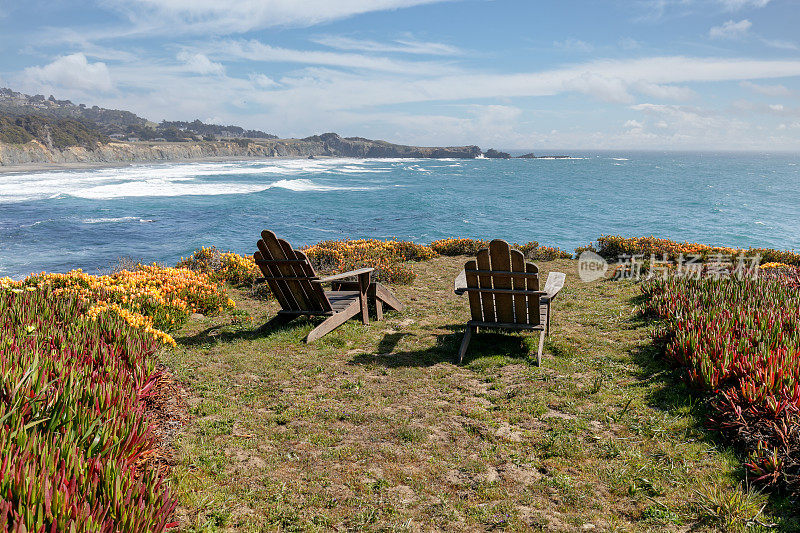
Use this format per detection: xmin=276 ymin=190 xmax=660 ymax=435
xmin=0 ymin=114 xmax=108 ymax=149
xmin=581 ymin=235 xmax=800 ymax=266
xmin=1 ymin=235 xmax=799 ymax=530
xmin=0 ymin=283 xmax=176 ymax=531
xmin=0 ymin=88 xmax=276 ymax=141
xmin=178 ymin=239 xmax=571 ymax=287
xmin=644 ymin=272 xmax=800 ymax=499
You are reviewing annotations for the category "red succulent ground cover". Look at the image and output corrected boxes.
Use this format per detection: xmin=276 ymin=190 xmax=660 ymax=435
xmin=585 ymin=235 xmax=800 ymax=266
xmin=643 ymin=270 xmax=800 ymax=497
xmin=0 ymin=286 xmax=178 ymax=532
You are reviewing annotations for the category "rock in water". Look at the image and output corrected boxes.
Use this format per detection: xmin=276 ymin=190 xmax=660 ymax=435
xmin=484 ymin=148 xmax=512 ymax=159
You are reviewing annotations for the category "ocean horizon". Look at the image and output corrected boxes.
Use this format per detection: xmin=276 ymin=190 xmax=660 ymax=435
xmin=1 ymin=150 xmax=798 ymax=278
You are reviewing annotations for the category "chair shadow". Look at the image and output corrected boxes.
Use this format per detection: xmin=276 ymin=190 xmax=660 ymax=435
xmin=173 ymin=316 xmax=316 ymax=347
xmin=349 ymin=325 xmax=537 ymax=368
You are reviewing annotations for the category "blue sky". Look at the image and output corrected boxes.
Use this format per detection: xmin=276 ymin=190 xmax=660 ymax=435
xmin=1 ymin=0 xmax=799 ymax=150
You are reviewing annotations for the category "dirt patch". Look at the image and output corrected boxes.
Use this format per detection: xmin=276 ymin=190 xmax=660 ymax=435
xmin=143 ymin=365 xmax=190 ymax=469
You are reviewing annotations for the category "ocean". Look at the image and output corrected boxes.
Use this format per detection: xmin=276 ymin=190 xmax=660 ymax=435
xmin=1 ymin=151 xmax=798 ymax=278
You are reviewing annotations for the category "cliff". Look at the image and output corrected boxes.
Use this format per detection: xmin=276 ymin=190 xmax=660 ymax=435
xmin=0 ymin=133 xmax=482 ymax=167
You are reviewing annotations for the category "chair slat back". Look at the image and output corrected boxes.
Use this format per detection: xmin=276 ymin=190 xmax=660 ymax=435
xmin=295 ymin=249 xmax=331 ymax=312
xmin=465 ymin=259 xmax=482 ymax=322
xmin=476 ymin=248 xmax=495 ymax=323
xmin=490 ymin=240 xmax=514 ymax=323
xmin=253 ymin=249 xmax=293 ymax=310
xmin=254 ymin=230 xmax=332 ymax=313
xmin=464 ymin=239 xmax=540 ymax=326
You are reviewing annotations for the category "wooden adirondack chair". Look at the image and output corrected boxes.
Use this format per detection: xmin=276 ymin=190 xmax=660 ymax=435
xmin=253 ymin=230 xmax=403 ymax=342
xmin=453 ymin=239 xmax=566 ymax=365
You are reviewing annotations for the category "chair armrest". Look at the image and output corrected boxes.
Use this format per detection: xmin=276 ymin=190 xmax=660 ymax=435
xmin=454 ymin=269 xmax=467 ymax=295
xmin=543 ymin=272 xmax=566 ymax=300
xmin=318 ymin=267 xmax=374 ymax=283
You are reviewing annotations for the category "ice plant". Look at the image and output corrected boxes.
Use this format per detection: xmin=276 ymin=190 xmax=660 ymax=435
xmin=583 ymin=235 xmax=800 ymax=266
xmin=18 ymin=265 xmax=233 ymax=345
xmin=643 ymin=273 xmax=800 ymax=496
xmin=432 ymin=238 xmax=571 ymax=260
xmin=0 ymin=285 xmax=176 ymax=531
xmin=430 ymin=238 xmax=490 ymax=256
xmin=302 ymin=239 xmax=436 ymax=284
xmin=177 ymin=246 xmax=261 ymax=286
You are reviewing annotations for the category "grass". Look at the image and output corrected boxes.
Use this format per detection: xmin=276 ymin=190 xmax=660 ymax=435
xmin=161 ymin=256 xmax=798 ymax=531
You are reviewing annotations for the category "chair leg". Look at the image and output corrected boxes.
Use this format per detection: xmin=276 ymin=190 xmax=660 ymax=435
xmin=375 ymin=299 xmax=383 ymax=321
xmin=306 ymin=304 xmax=360 ymax=343
xmin=545 ymin=303 xmax=551 ymax=336
xmin=536 ymin=329 xmax=546 ymax=367
xmin=457 ymin=326 xmax=475 ymax=364
xmin=358 ymin=272 xmax=370 ymax=325
xmin=257 ymin=313 xmax=295 ymax=333
xmin=373 ymin=283 xmax=404 ymax=312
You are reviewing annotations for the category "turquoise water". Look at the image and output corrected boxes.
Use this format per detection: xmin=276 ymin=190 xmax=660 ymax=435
xmin=1 ymin=151 xmax=798 ymax=278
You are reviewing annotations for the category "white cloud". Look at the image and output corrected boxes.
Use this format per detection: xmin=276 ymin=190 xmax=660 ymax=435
xmin=19 ymin=53 xmax=800 ymax=150
xmin=105 ymin=0 xmax=455 ymax=35
xmin=312 ymin=35 xmax=461 ymax=56
xmin=732 ymin=99 xmax=800 ymax=116
xmin=553 ymin=38 xmax=593 ymax=52
xmin=213 ymin=39 xmax=457 ymax=75
xmin=327 ymin=104 xmax=524 ymax=147
xmin=294 ymin=56 xmax=800 ymax=108
xmin=249 ymin=73 xmax=279 ymax=88
xmin=624 ymin=119 xmax=644 ymax=128
xmin=716 ymin=0 xmax=770 ymax=11
xmin=629 ymin=103 xmax=751 ymax=145
xmin=562 ymin=73 xmax=633 ymax=103
xmin=740 ymin=80 xmax=792 ymax=96
xmin=470 ymin=104 xmax=523 ymax=133
xmin=177 ymin=51 xmax=225 ymax=75
xmin=761 ymin=38 xmax=799 ymax=50
xmin=633 ymin=81 xmax=695 ymax=100
xmin=22 ymin=53 xmax=113 ymax=92
xmin=709 ymin=19 xmax=752 ymax=39
xmin=618 ymin=37 xmax=642 ymax=50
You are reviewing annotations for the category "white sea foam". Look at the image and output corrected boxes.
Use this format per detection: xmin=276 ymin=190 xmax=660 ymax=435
xmin=71 ymin=178 xmax=371 ymax=199
xmin=268 ymin=178 xmax=370 ymax=192
xmin=82 ymin=217 xmax=154 ymax=224
xmin=0 ymin=160 xmax=379 ymax=202
xmin=19 ymin=219 xmax=54 ymax=228
xmin=611 ymin=157 xmax=629 ymax=161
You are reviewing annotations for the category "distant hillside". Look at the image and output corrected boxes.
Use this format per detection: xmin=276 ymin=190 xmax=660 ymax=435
xmin=0 ymin=87 xmax=485 ymax=167
xmin=0 ymin=114 xmax=108 ymax=149
xmin=160 ymin=119 xmax=276 ymax=140
xmin=0 ymin=88 xmax=278 ymax=140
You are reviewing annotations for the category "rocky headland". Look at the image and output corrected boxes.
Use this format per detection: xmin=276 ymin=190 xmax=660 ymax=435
xmin=0 ymin=133 xmax=482 ymax=168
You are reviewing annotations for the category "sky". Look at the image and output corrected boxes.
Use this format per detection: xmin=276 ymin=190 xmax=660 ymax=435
xmin=0 ymin=0 xmax=799 ymax=151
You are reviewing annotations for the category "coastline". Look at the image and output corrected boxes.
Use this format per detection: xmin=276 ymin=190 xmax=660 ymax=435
xmin=0 ymin=135 xmax=483 ymax=173
xmin=0 ymin=154 xmax=328 ymax=175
